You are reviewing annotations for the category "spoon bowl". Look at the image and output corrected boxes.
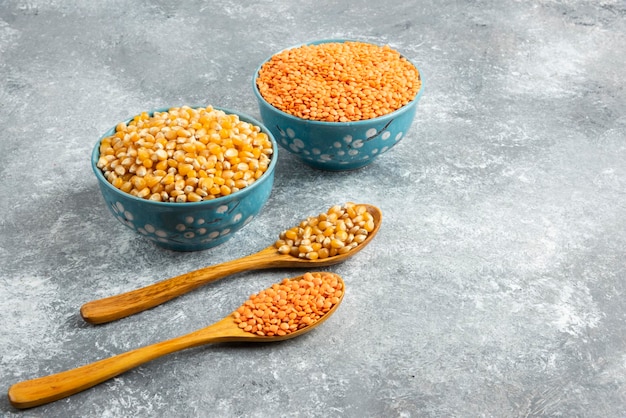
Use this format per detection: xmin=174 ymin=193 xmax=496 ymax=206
xmin=9 ymin=273 xmax=344 ymax=410
xmin=80 ymin=203 xmax=381 ymax=324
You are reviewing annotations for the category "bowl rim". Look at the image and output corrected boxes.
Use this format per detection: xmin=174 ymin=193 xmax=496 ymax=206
xmin=91 ymin=105 xmax=278 ymax=208
xmin=252 ymin=38 xmax=424 ymax=126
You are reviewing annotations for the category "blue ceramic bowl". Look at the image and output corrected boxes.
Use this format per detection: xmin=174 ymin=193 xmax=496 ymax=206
xmin=91 ymin=106 xmax=278 ymax=251
xmin=253 ymin=39 xmax=423 ymax=171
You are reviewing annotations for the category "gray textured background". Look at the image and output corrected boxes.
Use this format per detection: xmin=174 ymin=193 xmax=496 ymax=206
xmin=1 ymin=1 xmax=626 ymax=417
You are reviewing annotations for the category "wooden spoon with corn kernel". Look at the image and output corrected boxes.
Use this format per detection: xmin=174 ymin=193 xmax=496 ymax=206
xmin=80 ymin=203 xmax=380 ymax=324
xmin=9 ymin=273 xmax=344 ymax=410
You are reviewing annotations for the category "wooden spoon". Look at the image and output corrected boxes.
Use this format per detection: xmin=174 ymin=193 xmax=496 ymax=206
xmin=8 ymin=273 xmax=344 ymax=410
xmin=80 ymin=203 xmax=381 ymax=324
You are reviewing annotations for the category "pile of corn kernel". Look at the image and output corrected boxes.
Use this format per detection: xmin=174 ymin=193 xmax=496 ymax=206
xmin=274 ymin=202 xmax=375 ymax=260
xmin=96 ymin=106 xmax=273 ymax=202
xmin=233 ymin=272 xmax=343 ymax=336
xmin=256 ymin=41 xmax=421 ymax=122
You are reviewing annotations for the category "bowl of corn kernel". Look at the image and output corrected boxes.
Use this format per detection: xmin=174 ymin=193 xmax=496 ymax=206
xmin=253 ymin=39 xmax=422 ymax=171
xmin=92 ymin=105 xmax=277 ymax=251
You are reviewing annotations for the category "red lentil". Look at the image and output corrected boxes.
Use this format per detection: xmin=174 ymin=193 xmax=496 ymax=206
xmin=97 ymin=106 xmax=273 ymax=202
xmin=256 ymin=41 xmax=421 ymax=122
xmin=233 ymin=272 xmax=344 ymax=336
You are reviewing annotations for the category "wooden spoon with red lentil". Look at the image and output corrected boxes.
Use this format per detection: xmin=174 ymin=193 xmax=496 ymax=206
xmin=80 ymin=203 xmax=380 ymax=324
xmin=9 ymin=272 xmax=344 ymax=410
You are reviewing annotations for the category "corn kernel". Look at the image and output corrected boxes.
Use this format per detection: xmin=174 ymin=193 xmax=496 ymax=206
xmin=112 ymin=177 xmax=124 ymax=189
xmin=187 ymin=192 xmax=202 ymax=202
xmin=120 ymin=181 xmax=133 ymax=193
xmin=137 ymin=187 xmax=151 ymax=198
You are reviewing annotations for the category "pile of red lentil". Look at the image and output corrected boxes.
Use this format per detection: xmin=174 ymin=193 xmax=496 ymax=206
xmin=233 ymin=272 xmax=344 ymax=336
xmin=256 ymin=41 xmax=421 ymax=122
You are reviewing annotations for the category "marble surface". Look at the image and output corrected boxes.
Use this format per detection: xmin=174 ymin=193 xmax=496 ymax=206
xmin=1 ymin=1 xmax=625 ymax=417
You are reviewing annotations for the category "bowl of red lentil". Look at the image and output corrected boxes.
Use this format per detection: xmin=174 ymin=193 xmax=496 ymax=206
xmin=253 ymin=39 xmax=423 ymax=171
xmin=91 ymin=105 xmax=278 ymax=251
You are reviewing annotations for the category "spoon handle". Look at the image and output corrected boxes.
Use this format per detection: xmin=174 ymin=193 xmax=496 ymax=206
xmin=8 ymin=323 xmax=227 ymax=410
xmin=80 ymin=246 xmax=280 ymax=324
